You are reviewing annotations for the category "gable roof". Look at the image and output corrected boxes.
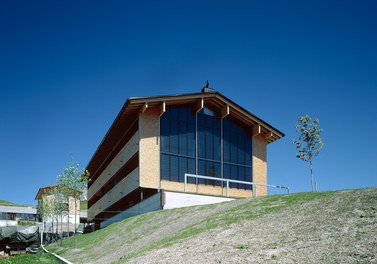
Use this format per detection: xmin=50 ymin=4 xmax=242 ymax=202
xmin=35 ymin=184 xmax=82 ymax=200
xmin=86 ymin=90 xmax=285 ymax=181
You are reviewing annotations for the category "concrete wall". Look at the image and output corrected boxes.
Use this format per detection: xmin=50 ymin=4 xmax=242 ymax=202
xmin=88 ymin=131 xmax=139 ymax=200
xmin=100 ymin=191 xmax=236 ymax=228
xmin=100 ymin=192 xmax=162 ymax=228
xmin=139 ymin=108 xmax=159 ymax=189
xmin=252 ymin=134 xmax=267 ymax=196
xmin=163 ymin=191 xmax=234 ymax=209
xmin=88 ymin=168 xmax=139 ymax=220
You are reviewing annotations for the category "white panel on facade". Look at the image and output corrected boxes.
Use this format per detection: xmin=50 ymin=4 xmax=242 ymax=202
xmin=100 ymin=192 xmax=162 ymax=228
xmin=163 ymin=191 xmax=234 ymax=209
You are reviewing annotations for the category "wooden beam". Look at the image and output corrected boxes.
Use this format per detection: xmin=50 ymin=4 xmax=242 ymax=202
xmin=264 ymin=132 xmax=273 ymax=140
xmin=252 ymin=125 xmax=261 ymax=137
xmin=159 ymin=101 xmax=166 ymax=116
xmin=221 ymin=105 xmax=230 ymax=119
xmin=139 ymin=102 xmax=148 ymax=114
xmin=195 ymin=98 xmax=204 ymax=113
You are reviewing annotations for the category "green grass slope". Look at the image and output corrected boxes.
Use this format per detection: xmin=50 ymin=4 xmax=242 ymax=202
xmin=47 ymin=188 xmax=377 ymax=264
xmin=0 ymin=253 xmax=60 ymax=264
xmin=0 ymin=200 xmax=29 ymax=207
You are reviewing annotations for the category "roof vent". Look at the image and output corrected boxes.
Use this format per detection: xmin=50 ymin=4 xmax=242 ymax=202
xmin=201 ymin=80 xmax=214 ymax=93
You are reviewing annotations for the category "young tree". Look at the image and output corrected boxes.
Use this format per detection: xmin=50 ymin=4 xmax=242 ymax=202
xmin=292 ymin=115 xmax=324 ymax=192
xmin=51 ymin=186 xmax=69 ymax=244
xmin=57 ymin=160 xmax=90 ymax=246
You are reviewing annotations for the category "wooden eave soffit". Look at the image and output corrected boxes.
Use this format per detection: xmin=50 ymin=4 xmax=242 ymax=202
xmin=264 ymin=132 xmax=274 ymax=140
xmin=159 ymin=101 xmax=166 ymax=117
xmin=195 ymin=98 xmax=204 ymax=113
xmin=252 ymin=124 xmax=261 ymax=137
xmin=139 ymin=102 xmax=148 ymax=114
xmin=251 ymin=124 xmax=274 ymax=140
xmin=221 ymin=105 xmax=230 ymax=119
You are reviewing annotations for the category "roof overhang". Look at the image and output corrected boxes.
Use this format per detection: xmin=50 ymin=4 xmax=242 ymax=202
xmin=128 ymin=91 xmax=285 ymax=140
xmin=35 ymin=184 xmax=82 ymax=200
xmin=86 ymin=91 xmax=285 ymax=182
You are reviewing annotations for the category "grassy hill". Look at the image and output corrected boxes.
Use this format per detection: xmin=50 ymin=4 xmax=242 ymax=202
xmin=47 ymin=187 xmax=377 ymax=263
xmin=0 ymin=200 xmax=30 ymax=207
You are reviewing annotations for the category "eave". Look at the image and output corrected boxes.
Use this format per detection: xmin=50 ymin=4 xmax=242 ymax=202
xmin=85 ymin=91 xmax=285 ymax=182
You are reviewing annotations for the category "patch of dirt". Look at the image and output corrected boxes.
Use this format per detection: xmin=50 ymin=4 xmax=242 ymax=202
xmin=130 ymin=188 xmax=377 ymax=264
xmin=66 ymin=198 xmax=251 ymax=264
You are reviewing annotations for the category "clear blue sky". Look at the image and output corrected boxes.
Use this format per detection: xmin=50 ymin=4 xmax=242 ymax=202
xmin=1 ymin=1 xmax=376 ymax=205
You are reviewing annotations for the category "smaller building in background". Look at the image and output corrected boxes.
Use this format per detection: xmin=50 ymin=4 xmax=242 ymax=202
xmin=0 ymin=205 xmax=37 ymax=227
xmin=35 ymin=184 xmax=81 ymax=232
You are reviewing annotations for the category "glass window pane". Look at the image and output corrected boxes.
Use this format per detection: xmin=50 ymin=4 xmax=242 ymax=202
xmin=188 ymin=158 xmax=196 ymax=184
xmin=198 ymin=159 xmax=205 ymax=184
xmin=170 ymin=156 xmax=179 ymax=182
xmin=238 ymin=131 xmax=245 ymax=165
xmin=170 ymin=117 xmax=179 ymax=154
xmin=224 ymin=164 xmax=230 ymax=179
xmin=223 ymin=127 xmax=230 ymax=162
xmin=171 ymin=107 xmax=179 ymax=120
xmin=161 ymin=154 xmax=170 ymax=180
xmin=231 ymin=131 xmax=238 ymax=164
xmin=231 ymin=165 xmax=238 ymax=188
xmin=214 ymin=121 xmax=221 ymax=161
xmin=198 ymin=114 xmax=204 ymax=158
xmin=179 ymin=119 xmax=188 ymax=156
xmin=187 ymin=121 xmax=195 ymax=157
xmin=205 ymin=124 xmax=214 ymax=160
xmin=215 ymin=162 xmax=221 ymax=186
xmin=238 ymin=166 xmax=245 ymax=189
xmin=179 ymin=106 xmax=188 ymax=120
xmin=179 ymin=157 xmax=187 ymax=183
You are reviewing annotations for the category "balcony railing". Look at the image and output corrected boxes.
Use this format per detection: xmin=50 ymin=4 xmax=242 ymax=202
xmin=184 ymin=173 xmax=290 ymax=197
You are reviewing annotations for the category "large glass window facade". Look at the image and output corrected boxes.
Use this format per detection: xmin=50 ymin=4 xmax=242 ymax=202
xmin=160 ymin=105 xmax=253 ymax=190
xmin=161 ymin=106 xmax=196 ymax=183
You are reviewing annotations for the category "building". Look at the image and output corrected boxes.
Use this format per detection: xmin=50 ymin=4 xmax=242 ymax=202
xmin=35 ymin=185 xmax=82 ymax=231
xmin=0 ymin=206 xmax=37 ymax=227
xmin=87 ymin=88 xmax=284 ymax=229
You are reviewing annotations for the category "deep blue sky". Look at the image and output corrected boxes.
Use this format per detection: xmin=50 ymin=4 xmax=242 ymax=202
xmin=1 ymin=1 xmax=376 ymax=205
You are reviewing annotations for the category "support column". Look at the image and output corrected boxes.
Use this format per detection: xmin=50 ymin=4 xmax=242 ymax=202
xmin=252 ymin=133 xmax=267 ymax=196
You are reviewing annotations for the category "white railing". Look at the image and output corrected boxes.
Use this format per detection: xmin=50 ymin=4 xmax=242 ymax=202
xmin=184 ymin=173 xmax=290 ymax=197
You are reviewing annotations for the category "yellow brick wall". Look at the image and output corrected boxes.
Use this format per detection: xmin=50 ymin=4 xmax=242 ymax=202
xmin=160 ymin=180 xmax=253 ymax=198
xmin=139 ymin=108 xmax=160 ymax=189
xmin=252 ymin=134 xmax=267 ymax=196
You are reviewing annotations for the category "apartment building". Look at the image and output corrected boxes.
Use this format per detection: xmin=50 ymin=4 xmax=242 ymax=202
xmin=87 ymin=88 xmax=284 ymax=229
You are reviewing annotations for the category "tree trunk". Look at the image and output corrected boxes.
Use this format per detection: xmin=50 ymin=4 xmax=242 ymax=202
xmin=60 ymin=214 xmax=63 ymax=245
xmin=75 ymin=196 xmax=78 ymax=248
xmin=310 ymin=159 xmax=314 ymax=192
xmin=67 ymin=196 xmax=70 ymax=235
